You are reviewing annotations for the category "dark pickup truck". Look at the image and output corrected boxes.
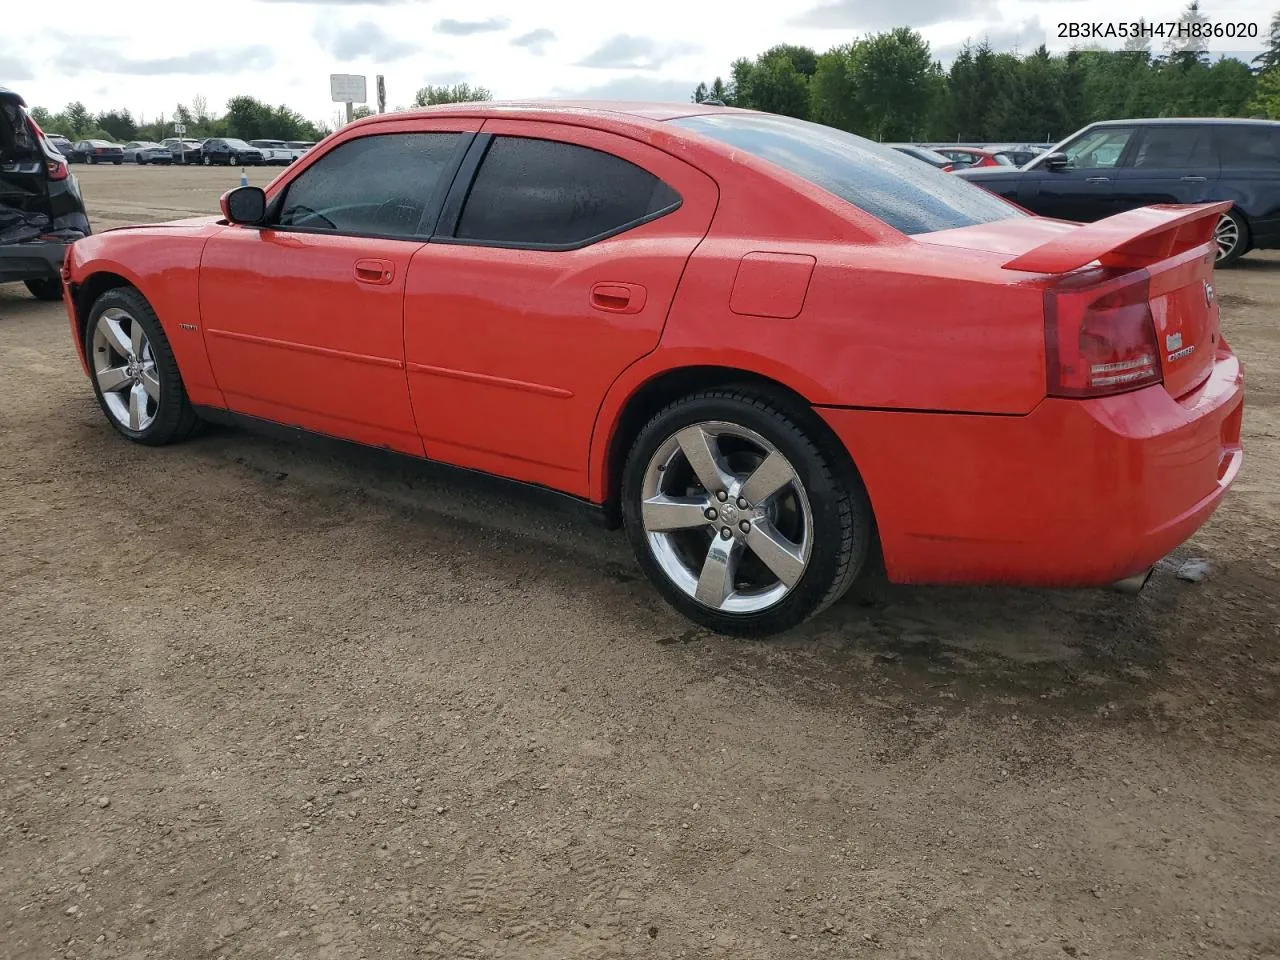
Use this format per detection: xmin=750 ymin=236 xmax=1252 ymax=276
xmin=1 ymin=86 xmax=91 ymax=300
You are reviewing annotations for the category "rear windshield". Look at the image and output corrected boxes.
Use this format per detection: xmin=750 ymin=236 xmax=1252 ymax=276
xmin=670 ymin=113 xmax=1025 ymax=236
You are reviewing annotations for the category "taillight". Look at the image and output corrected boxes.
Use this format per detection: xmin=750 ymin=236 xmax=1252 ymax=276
xmin=46 ymin=159 xmax=68 ymax=181
xmin=942 ymin=164 xmax=954 ymax=172
xmin=1044 ymin=269 xmax=1162 ymax=398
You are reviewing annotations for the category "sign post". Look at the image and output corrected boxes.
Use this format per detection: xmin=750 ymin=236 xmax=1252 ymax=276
xmin=329 ymin=74 xmax=368 ymax=126
xmin=377 ymin=75 xmax=386 ymax=114
xmin=174 ymin=121 xmax=186 ymax=164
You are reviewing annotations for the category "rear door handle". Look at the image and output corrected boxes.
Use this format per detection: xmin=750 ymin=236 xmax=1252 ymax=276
xmin=1085 ymin=176 xmax=1110 ymax=182
xmin=1180 ymin=175 xmax=1207 ymax=182
xmin=590 ymin=282 xmax=647 ymax=315
xmin=354 ymin=259 xmax=394 ymax=285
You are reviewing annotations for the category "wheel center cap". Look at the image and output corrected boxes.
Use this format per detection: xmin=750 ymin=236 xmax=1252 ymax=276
xmin=126 ymin=359 xmax=142 ymax=378
xmin=720 ymin=503 xmax=738 ymax=524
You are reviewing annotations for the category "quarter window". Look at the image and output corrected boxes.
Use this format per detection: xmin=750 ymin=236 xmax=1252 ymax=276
xmin=1131 ymin=126 xmax=1212 ymax=168
xmin=276 ymin=132 xmax=465 ymax=239
xmin=453 ymin=136 xmax=681 ymax=248
xmin=1214 ymin=125 xmax=1280 ymax=170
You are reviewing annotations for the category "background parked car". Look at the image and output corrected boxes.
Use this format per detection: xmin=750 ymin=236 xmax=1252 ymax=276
xmin=286 ymin=140 xmax=316 ymax=161
xmin=122 ymin=141 xmax=172 ymax=165
xmin=957 ymin=117 xmax=1280 ymax=266
xmin=933 ymin=146 xmax=1013 ymax=168
xmin=885 ymin=143 xmax=961 ymax=171
xmin=45 ymin=134 xmax=72 ymax=156
xmin=249 ymin=139 xmax=294 ymax=165
xmin=982 ymin=143 xmax=1049 ymax=167
xmin=66 ymin=140 xmax=124 ymax=164
xmin=161 ymin=138 xmax=203 ymax=163
xmin=201 ymin=138 xmax=265 ymax=166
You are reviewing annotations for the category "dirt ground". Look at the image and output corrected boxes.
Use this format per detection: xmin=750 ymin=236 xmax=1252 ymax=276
xmin=2 ymin=164 xmax=1278 ymax=960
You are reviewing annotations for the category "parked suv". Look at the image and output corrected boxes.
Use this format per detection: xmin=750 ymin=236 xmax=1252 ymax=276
xmin=957 ymin=118 xmax=1280 ymax=266
xmin=201 ymin=138 xmax=265 ymax=166
xmin=0 ymin=87 xmax=90 ymax=300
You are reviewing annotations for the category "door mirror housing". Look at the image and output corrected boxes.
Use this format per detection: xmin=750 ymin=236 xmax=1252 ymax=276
xmin=1044 ymin=151 xmax=1069 ymax=171
xmin=221 ymin=186 xmax=267 ymax=225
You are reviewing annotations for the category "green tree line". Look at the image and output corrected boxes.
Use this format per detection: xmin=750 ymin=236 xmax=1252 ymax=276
xmin=694 ymin=5 xmax=1280 ymax=142
xmin=27 ymin=84 xmax=495 ymax=145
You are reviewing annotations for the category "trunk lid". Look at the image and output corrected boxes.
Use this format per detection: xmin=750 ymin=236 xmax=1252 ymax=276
xmin=919 ymin=202 xmax=1227 ymax=399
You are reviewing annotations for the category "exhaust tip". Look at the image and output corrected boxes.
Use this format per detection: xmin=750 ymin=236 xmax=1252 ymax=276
xmin=1109 ymin=567 xmax=1155 ymax=595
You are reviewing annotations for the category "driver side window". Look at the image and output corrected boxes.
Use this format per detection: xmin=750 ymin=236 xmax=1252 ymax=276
xmin=1062 ymin=127 xmax=1135 ymax=170
xmin=276 ymin=132 xmax=465 ymax=239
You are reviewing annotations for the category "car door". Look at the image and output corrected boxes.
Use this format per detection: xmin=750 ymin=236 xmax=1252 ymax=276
xmin=1024 ymin=125 xmax=1139 ymax=222
xmin=1106 ymin=124 xmax=1218 ymax=212
xmin=401 ymin=120 xmax=719 ymax=496
xmin=198 ymin=121 xmax=478 ymax=455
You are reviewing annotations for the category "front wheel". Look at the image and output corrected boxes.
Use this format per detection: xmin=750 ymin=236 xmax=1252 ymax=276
xmin=622 ymin=389 xmax=872 ymax=636
xmin=202 ymin=155 xmax=211 ymax=166
xmin=85 ymin=287 xmax=199 ymax=446
xmin=1214 ymin=209 xmax=1249 ymax=267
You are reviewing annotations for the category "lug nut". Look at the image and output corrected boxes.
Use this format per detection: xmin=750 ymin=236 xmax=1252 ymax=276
xmin=704 ymin=507 xmax=718 ymax=521
xmin=737 ymin=497 xmax=749 ymax=509
xmin=720 ymin=528 xmax=732 ymax=540
xmin=739 ymin=521 xmax=751 ymax=533
xmin=716 ymin=490 xmax=728 ymax=502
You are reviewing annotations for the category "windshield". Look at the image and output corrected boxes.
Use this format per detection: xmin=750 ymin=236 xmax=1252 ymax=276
xmin=223 ymin=139 xmax=252 ymax=149
xmin=670 ymin=113 xmax=1024 ymax=235
xmin=252 ymin=140 xmax=284 ymax=147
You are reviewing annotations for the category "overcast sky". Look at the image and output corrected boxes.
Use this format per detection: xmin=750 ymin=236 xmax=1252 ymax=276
xmin=1 ymin=0 xmax=1271 ymax=127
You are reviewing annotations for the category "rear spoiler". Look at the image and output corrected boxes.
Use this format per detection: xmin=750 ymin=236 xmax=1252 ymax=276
xmin=1002 ymin=201 xmax=1230 ymax=274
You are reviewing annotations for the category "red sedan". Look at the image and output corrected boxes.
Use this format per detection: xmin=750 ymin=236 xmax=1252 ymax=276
xmin=60 ymin=102 xmax=1244 ymax=636
xmin=933 ymin=146 xmax=1013 ymax=168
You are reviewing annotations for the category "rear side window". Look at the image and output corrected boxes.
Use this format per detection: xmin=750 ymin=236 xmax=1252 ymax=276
xmin=1131 ymin=126 xmax=1213 ymax=168
xmin=670 ymin=113 xmax=1022 ymax=235
xmin=277 ymin=132 xmax=464 ymax=238
xmin=454 ymin=136 xmax=681 ymax=248
xmin=1214 ymin=125 xmax=1280 ymax=170
xmin=0 ymin=102 xmax=39 ymax=162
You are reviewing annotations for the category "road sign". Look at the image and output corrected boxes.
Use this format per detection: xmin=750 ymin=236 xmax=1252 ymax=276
xmin=377 ymin=75 xmax=386 ymax=114
xmin=330 ymin=74 xmax=367 ymax=104
xmin=174 ymin=122 xmax=186 ymax=135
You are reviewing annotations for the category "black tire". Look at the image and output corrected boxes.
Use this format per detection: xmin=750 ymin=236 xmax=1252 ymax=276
xmin=1215 ymin=209 xmax=1250 ymax=268
xmin=24 ymin=278 xmax=63 ymax=301
xmin=621 ymin=388 xmax=873 ymax=637
xmin=112 ymin=159 xmax=122 ymax=165
xmin=135 ymin=156 xmax=144 ymax=164
xmin=85 ymin=287 xmax=199 ymax=447
xmin=88 ymin=156 xmax=97 ymax=165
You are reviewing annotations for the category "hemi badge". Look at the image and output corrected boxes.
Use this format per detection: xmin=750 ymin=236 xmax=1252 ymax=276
xmin=179 ymin=323 xmax=198 ymax=331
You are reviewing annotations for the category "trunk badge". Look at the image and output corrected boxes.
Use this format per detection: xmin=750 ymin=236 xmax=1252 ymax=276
xmin=1204 ymin=280 xmax=1214 ymax=305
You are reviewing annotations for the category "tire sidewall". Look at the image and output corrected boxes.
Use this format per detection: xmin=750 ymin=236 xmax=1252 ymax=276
xmin=621 ymin=393 xmax=866 ymax=635
xmin=84 ymin=288 xmax=190 ymax=447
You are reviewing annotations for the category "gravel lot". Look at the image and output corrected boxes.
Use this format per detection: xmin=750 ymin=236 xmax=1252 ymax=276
xmin=2 ymin=164 xmax=1278 ymax=960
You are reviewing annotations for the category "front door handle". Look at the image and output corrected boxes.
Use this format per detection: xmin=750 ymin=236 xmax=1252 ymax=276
xmin=1180 ymin=175 xmax=1207 ymax=182
xmin=590 ymin=282 xmax=647 ymax=315
xmin=1085 ymin=176 xmax=1110 ymax=183
xmin=354 ymin=259 xmax=394 ymax=285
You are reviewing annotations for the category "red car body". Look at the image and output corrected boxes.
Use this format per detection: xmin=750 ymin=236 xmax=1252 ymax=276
xmin=60 ymin=102 xmax=1244 ymax=622
xmin=936 ymin=146 xmax=1009 ymax=169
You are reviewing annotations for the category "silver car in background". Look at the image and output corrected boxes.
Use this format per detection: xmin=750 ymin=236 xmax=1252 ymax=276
xmin=122 ymin=141 xmax=173 ymax=165
xmin=248 ymin=139 xmax=294 ymax=165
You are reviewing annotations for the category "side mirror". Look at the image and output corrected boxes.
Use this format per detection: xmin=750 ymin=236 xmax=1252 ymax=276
xmin=1044 ymin=152 xmax=1069 ymax=170
xmin=220 ymin=185 xmax=267 ymax=225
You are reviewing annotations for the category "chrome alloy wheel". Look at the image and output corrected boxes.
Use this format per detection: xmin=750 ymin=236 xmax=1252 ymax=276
xmin=639 ymin=421 xmax=814 ymax=614
xmin=92 ymin=307 xmax=160 ymax=432
xmin=1214 ymin=213 xmax=1240 ymax=262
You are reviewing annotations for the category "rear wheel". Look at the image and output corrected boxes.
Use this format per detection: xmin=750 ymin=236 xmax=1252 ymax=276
xmin=1214 ymin=209 xmax=1249 ymax=267
xmin=622 ymin=389 xmax=872 ymax=636
xmin=85 ymin=287 xmax=199 ymax=446
xmin=24 ymin=278 xmax=63 ymax=301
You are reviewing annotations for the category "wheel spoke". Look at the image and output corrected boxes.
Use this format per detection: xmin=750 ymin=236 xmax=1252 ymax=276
xmin=140 ymin=364 xmax=161 ymax=402
xmin=642 ymin=495 xmax=711 ymax=532
xmin=130 ymin=319 xmax=147 ymax=357
xmin=96 ymin=365 xmax=132 ymax=394
xmin=128 ymin=382 xmax=147 ymax=430
xmin=100 ymin=316 xmax=132 ymax=357
xmin=695 ymin=536 xmax=740 ymax=609
xmin=745 ymin=520 xmax=807 ymax=588
xmin=676 ymin=425 xmax=731 ymax=495
xmin=739 ymin=450 xmax=796 ymax=505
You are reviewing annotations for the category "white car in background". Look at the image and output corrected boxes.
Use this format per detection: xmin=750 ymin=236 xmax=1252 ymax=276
xmin=248 ymin=139 xmax=294 ymax=165
xmin=285 ymin=140 xmax=316 ymax=161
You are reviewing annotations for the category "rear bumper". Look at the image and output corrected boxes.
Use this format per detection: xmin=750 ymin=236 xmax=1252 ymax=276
xmin=819 ymin=350 xmax=1245 ymax=587
xmin=0 ymin=241 xmax=69 ymax=283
